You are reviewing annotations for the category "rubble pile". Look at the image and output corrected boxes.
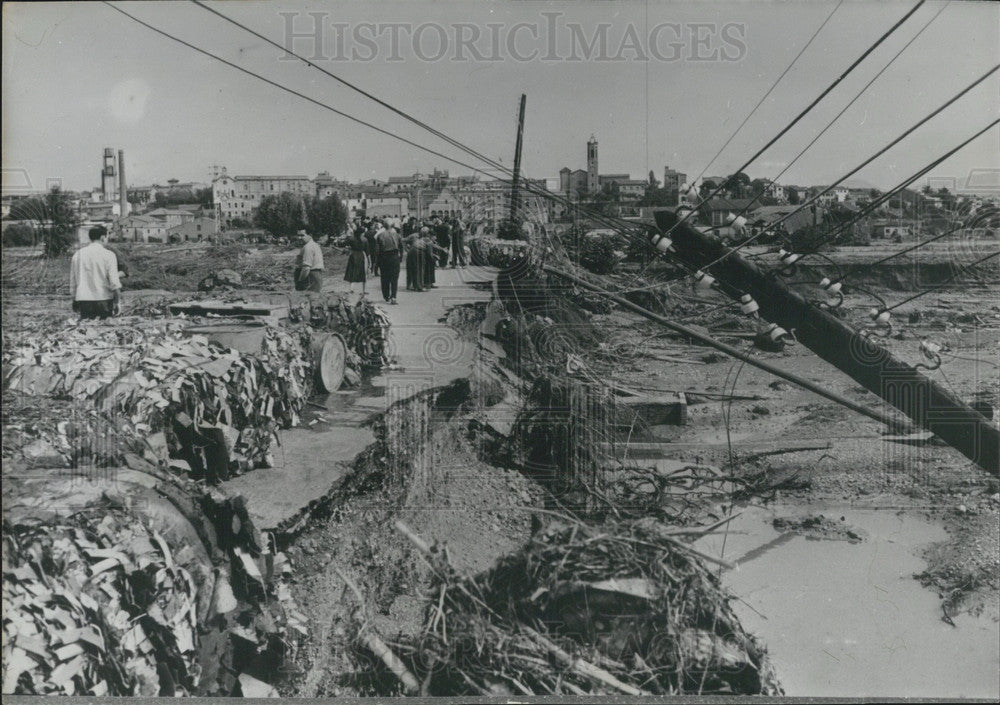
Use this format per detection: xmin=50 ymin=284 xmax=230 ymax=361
xmin=468 ymin=237 xmax=530 ymax=269
xmin=3 ymin=318 xmax=313 ymax=480
xmin=2 ymin=470 xmax=308 ymax=697
xmin=2 ymin=510 xmax=201 ymax=695
xmin=389 ymin=518 xmax=781 ymax=696
xmin=1 ymin=393 xmax=142 ymax=470
xmin=197 ymin=269 xmax=243 ymax=292
xmin=289 ymin=293 xmax=392 ymax=368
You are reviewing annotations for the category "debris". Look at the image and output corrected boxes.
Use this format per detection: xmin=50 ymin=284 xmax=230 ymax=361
xmin=3 ymin=319 xmax=315 ymax=480
xmin=388 ymin=519 xmax=781 ymax=696
xmin=772 ymin=515 xmax=867 ymax=543
xmin=238 ymin=673 xmax=279 ymax=698
xmin=2 ymin=508 xmax=200 ymax=695
xmin=332 ymin=562 xmax=420 ymax=695
xmin=288 ymin=293 xmax=391 ymax=368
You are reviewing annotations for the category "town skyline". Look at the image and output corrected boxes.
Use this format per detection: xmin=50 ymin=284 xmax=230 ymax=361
xmin=4 ymin=1 xmax=998 ymax=195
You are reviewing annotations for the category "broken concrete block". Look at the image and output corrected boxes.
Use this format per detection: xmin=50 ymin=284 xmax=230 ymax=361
xmin=615 ymin=393 xmax=687 ymax=428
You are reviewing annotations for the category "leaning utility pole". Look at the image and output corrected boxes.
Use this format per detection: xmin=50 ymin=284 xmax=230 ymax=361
xmin=651 ymin=209 xmax=999 ymax=474
xmin=510 ymin=93 xmax=527 ymax=225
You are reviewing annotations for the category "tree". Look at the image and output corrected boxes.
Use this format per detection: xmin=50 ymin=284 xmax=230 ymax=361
xmin=154 ymin=189 xmax=198 ymax=207
xmin=255 ymin=192 xmax=305 ymax=238
xmin=306 ymin=194 xmax=348 ymax=240
xmin=699 ymin=180 xmax=718 ymax=199
xmin=787 ymin=189 xmax=801 ymax=205
xmin=2 ymin=223 xmax=39 ymax=247
xmin=599 ymin=182 xmax=620 ymax=201
xmin=8 ymin=197 xmax=45 ymax=222
xmin=638 ymin=186 xmax=678 ymax=208
xmin=196 ymin=187 xmax=214 ymax=208
xmin=40 ymin=187 xmax=80 ymax=256
xmin=648 ymin=170 xmax=659 ymax=189
xmin=8 ymin=188 xmax=80 ymax=255
xmin=726 ymin=172 xmax=751 ymax=198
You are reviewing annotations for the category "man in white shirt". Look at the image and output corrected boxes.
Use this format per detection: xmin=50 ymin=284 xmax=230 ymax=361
xmin=70 ymin=226 xmax=122 ymax=319
xmin=295 ymin=229 xmax=325 ymax=292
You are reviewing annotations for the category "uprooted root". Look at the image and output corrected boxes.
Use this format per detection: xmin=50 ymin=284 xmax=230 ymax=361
xmin=380 ymin=518 xmax=782 ymax=696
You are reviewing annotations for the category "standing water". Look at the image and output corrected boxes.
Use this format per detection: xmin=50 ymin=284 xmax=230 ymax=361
xmin=696 ymin=505 xmax=999 ymax=698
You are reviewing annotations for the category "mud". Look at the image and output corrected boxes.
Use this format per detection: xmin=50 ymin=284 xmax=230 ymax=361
xmin=697 ymin=505 xmax=1000 ymax=699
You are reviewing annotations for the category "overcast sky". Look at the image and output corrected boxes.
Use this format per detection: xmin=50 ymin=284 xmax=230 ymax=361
xmin=3 ymin=0 xmax=997 ymax=193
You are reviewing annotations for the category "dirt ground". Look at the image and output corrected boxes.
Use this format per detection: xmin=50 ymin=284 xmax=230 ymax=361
xmin=1 ymin=242 xmax=348 ymax=298
xmin=590 ymin=252 xmax=1000 ymax=620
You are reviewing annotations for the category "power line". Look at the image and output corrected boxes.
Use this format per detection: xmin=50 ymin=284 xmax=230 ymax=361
xmin=100 ymin=3 xmax=516 ymax=185
xmin=111 ymin=2 xmax=648 ymax=251
xmin=190 ymin=1 xmax=505 ymax=178
xmin=189 ymin=0 xmax=658 ymax=241
xmin=623 ymin=0 xmax=928 ymax=290
xmin=693 ymin=66 xmax=999 ymax=272
xmin=847 ymin=221 xmax=978 ymax=271
xmin=882 ymin=250 xmax=1000 ymax=312
xmin=688 ymin=0 xmax=844 ymax=189
xmin=701 ymin=0 xmax=951 ymax=245
xmin=796 ymin=118 xmax=999 ymax=256
xmin=660 ymin=0 xmax=928 ymax=240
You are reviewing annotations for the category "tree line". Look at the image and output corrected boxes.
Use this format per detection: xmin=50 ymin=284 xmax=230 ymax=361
xmin=250 ymin=193 xmax=349 ymax=240
xmin=3 ymin=187 xmax=80 ymax=255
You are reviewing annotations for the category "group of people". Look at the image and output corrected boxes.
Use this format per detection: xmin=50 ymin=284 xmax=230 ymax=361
xmin=342 ymin=214 xmax=468 ymax=304
xmin=68 ymin=215 xmax=472 ymax=320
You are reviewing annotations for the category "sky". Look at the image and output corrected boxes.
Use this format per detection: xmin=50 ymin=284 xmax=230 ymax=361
xmin=2 ymin=0 xmax=998 ymax=194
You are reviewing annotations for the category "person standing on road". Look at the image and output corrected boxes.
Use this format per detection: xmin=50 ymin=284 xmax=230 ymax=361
xmin=450 ymin=216 xmax=467 ymax=268
xmin=295 ymin=229 xmax=325 ymax=292
xmin=433 ymin=216 xmax=451 ymax=267
xmin=375 ymin=221 xmax=402 ymax=304
xmin=70 ymin=225 xmax=122 ymax=319
xmin=344 ymin=227 xmax=368 ymax=296
xmin=365 ymin=222 xmax=379 ymax=274
xmin=421 ymin=227 xmax=438 ymax=289
xmin=405 ymin=231 xmax=425 ymax=292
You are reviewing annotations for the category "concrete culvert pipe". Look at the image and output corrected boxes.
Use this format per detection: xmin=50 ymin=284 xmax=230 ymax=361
xmin=311 ymin=332 xmax=347 ymax=392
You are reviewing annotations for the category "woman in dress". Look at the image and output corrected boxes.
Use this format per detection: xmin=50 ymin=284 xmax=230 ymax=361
xmin=344 ymin=226 xmax=368 ymax=296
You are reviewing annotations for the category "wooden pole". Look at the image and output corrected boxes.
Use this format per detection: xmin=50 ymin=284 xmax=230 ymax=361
xmin=510 ymin=94 xmax=527 ymax=225
xmin=652 ymin=209 xmax=998 ymax=474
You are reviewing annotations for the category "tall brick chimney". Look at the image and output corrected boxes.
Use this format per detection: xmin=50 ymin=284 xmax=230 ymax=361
xmin=118 ymin=150 xmax=127 ymax=217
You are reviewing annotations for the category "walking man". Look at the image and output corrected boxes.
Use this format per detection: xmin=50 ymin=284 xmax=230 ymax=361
xmin=70 ymin=225 xmax=122 ymax=319
xmin=375 ymin=220 xmax=402 ymax=304
xmin=295 ymin=229 xmax=324 ymax=292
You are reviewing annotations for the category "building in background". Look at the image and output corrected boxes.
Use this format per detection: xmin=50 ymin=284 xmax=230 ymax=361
xmin=558 ymin=135 xmax=653 ymax=202
xmin=212 ymin=169 xmax=312 ymax=225
xmin=167 ymin=216 xmax=219 ymax=242
xmin=663 ymin=166 xmax=687 ymax=194
xmin=365 ymin=197 xmax=409 ymax=218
